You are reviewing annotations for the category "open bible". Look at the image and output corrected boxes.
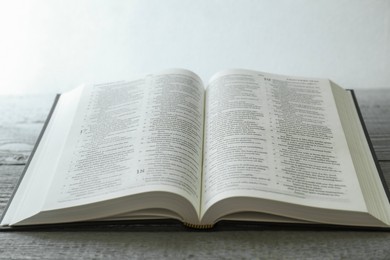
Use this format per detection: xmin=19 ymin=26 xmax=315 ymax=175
xmin=1 ymin=69 xmax=390 ymax=229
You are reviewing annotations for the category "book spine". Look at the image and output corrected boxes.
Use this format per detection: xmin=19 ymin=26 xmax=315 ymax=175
xmin=183 ymin=223 xmax=214 ymax=229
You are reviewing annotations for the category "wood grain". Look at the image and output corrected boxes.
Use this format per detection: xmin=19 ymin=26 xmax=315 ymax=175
xmin=0 ymin=228 xmax=390 ymax=259
xmin=355 ymin=89 xmax=390 ymax=160
xmin=0 ymin=95 xmax=55 ymax=165
xmin=0 ymin=90 xmax=390 ymax=259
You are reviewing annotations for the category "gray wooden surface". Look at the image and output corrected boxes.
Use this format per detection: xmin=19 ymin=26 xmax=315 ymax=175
xmin=0 ymin=90 xmax=390 ymax=259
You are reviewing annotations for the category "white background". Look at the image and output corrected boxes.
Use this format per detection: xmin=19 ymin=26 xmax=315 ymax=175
xmin=0 ymin=0 xmax=389 ymax=95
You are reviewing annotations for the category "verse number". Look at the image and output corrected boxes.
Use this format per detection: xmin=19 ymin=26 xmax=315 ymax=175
xmin=137 ymin=169 xmax=145 ymax=174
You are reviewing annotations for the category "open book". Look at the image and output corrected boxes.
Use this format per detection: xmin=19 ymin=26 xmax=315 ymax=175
xmin=1 ymin=69 xmax=390 ymax=229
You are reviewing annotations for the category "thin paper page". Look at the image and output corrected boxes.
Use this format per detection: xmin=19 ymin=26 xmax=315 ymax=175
xmin=202 ymin=69 xmax=367 ymax=214
xmin=44 ymin=70 xmax=204 ymax=213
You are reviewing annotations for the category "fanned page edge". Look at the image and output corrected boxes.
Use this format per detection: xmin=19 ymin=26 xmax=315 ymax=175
xmin=0 ymin=95 xmax=61 ymax=227
xmin=349 ymin=90 xmax=390 ymax=202
xmin=330 ymin=84 xmax=390 ymax=226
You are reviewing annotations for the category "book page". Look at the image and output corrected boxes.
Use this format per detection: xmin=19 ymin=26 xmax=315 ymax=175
xmin=44 ymin=69 xmax=204 ymax=213
xmin=201 ymin=69 xmax=367 ymax=216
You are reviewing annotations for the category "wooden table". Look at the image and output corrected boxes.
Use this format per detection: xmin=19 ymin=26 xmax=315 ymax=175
xmin=1 ymin=90 xmax=390 ymax=259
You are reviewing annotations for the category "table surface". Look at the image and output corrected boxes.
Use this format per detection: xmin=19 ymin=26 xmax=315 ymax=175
xmin=0 ymin=90 xmax=390 ymax=259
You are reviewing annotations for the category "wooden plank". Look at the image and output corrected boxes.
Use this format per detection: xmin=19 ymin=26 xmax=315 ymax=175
xmin=355 ymin=89 xmax=390 ymax=160
xmin=0 ymin=95 xmax=54 ymax=165
xmin=380 ymin=162 xmax=390 ymax=191
xmin=0 ymin=227 xmax=390 ymax=259
xmin=0 ymin=166 xmax=24 ymax=213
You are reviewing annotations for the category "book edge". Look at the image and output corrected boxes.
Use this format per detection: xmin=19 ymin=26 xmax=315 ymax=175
xmin=1 ymin=218 xmax=390 ymax=231
xmin=0 ymin=94 xmax=61 ymax=226
xmin=348 ymin=89 xmax=390 ymax=203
